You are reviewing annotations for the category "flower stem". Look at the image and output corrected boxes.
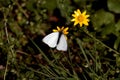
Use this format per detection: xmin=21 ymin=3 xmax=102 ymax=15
xmin=83 ymin=28 xmax=120 ymax=54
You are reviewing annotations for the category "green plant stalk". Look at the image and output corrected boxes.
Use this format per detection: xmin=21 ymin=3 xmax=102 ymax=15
xmin=76 ymin=38 xmax=99 ymax=78
xmin=4 ymin=20 xmax=15 ymax=80
xmin=15 ymin=1 xmax=29 ymax=18
xmin=76 ymin=38 xmax=89 ymax=64
xmin=40 ymin=64 xmax=58 ymax=77
xmin=30 ymin=39 xmax=52 ymax=65
xmin=4 ymin=24 xmax=8 ymax=80
xmin=50 ymin=49 xmax=76 ymax=78
xmin=83 ymin=28 xmax=120 ymax=54
xmin=50 ymin=49 xmax=79 ymax=78
xmin=23 ymin=64 xmax=51 ymax=77
xmin=4 ymin=56 xmax=8 ymax=80
xmin=3 ymin=4 xmax=17 ymax=78
xmin=61 ymin=51 xmax=79 ymax=79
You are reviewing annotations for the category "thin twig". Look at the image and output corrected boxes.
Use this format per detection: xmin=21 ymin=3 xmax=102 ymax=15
xmin=15 ymin=1 xmax=29 ymax=18
xmin=4 ymin=19 xmax=8 ymax=80
xmin=3 ymin=5 xmax=15 ymax=79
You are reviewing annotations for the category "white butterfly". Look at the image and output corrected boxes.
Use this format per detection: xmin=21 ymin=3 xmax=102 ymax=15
xmin=42 ymin=32 xmax=67 ymax=51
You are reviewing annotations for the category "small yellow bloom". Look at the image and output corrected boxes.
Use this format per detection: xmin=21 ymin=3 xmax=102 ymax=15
xmin=71 ymin=9 xmax=90 ymax=27
xmin=53 ymin=26 xmax=69 ymax=35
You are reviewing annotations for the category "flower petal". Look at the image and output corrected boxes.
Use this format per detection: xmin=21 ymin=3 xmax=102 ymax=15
xmin=71 ymin=19 xmax=75 ymax=21
xmin=64 ymin=27 xmax=69 ymax=32
xmin=83 ymin=21 xmax=88 ymax=26
xmin=53 ymin=29 xmax=58 ymax=32
xmin=72 ymin=14 xmax=76 ymax=17
xmin=57 ymin=26 xmax=60 ymax=31
xmin=82 ymin=11 xmax=86 ymax=15
xmin=86 ymin=15 xmax=90 ymax=18
xmin=74 ymin=21 xmax=78 ymax=26
xmin=79 ymin=22 xmax=83 ymax=27
xmin=77 ymin=9 xmax=81 ymax=14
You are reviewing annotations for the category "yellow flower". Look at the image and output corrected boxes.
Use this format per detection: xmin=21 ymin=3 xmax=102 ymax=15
xmin=71 ymin=9 xmax=90 ymax=27
xmin=53 ymin=26 xmax=69 ymax=35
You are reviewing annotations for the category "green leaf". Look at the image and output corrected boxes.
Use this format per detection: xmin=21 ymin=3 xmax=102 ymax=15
xmin=67 ymin=78 xmax=77 ymax=80
xmin=114 ymin=37 xmax=120 ymax=50
xmin=107 ymin=0 xmax=120 ymax=13
xmin=26 ymin=0 xmax=36 ymax=12
xmin=91 ymin=9 xmax=114 ymax=30
xmin=0 ymin=0 xmax=11 ymax=7
xmin=115 ymin=20 xmax=120 ymax=31
xmin=115 ymin=74 xmax=120 ymax=80
xmin=116 ymin=78 xmax=120 ymax=80
xmin=44 ymin=0 xmax=57 ymax=11
xmin=116 ymin=55 xmax=120 ymax=67
xmin=113 ymin=20 xmax=120 ymax=36
xmin=101 ymin=22 xmax=115 ymax=36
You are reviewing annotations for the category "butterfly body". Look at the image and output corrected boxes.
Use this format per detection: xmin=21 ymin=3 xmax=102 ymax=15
xmin=42 ymin=32 xmax=67 ymax=51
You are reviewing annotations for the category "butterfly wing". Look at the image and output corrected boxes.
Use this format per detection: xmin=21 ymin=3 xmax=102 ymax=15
xmin=42 ymin=32 xmax=59 ymax=48
xmin=56 ymin=34 xmax=67 ymax=51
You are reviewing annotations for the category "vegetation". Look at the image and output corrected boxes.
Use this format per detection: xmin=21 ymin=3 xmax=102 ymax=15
xmin=0 ymin=0 xmax=120 ymax=80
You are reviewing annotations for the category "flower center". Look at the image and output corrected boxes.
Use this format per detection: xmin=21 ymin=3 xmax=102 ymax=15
xmin=77 ymin=15 xmax=84 ymax=22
